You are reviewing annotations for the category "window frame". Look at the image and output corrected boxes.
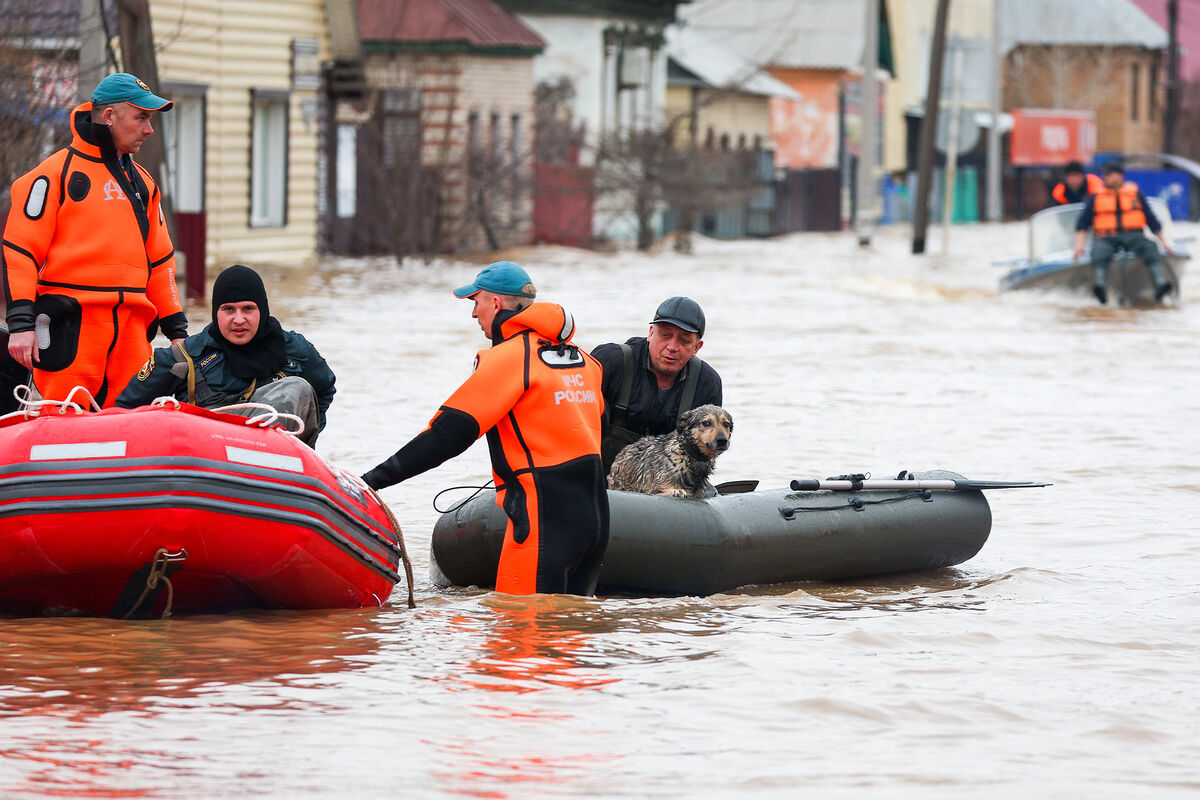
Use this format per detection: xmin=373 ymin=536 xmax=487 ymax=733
xmin=249 ymin=88 xmax=290 ymax=229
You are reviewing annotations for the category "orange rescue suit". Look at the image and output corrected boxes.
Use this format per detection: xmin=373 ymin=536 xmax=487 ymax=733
xmin=2 ymin=102 xmax=186 ymax=406
xmin=362 ymin=302 xmax=610 ymax=595
xmin=1091 ymin=183 xmax=1147 ymax=236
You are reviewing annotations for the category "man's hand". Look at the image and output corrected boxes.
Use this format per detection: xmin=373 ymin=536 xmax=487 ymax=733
xmin=7 ymin=331 xmax=38 ymax=370
xmin=170 ymin=338 xmax=185 ymax=346
xmin=1073 ymin=230 xmax=1088 ymax=262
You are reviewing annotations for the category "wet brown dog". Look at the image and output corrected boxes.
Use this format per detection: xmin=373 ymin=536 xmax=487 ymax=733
xmin=607 ymin=404 xmax=733 ymax=498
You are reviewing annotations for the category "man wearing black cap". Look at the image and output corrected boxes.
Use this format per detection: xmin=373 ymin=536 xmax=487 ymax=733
xmin=2 ymin=72 xmax=187 ymax=406
xmin=115 ymin=265 xmax=336 ymax=446
xmin=1072 ymin=160 xmax=1175 ymax=304
xmin=591 ymin=296 xmax=723 ymax=472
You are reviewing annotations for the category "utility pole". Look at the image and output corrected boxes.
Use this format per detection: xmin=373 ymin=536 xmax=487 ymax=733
xmin=942 ymin=45 xmax=964 ymax=254
xmin=1165 ymin=0 xmax=1180 ymax=154
xmin=78 ymin=0 xmax=108 ymax=103
xmin=115 ymin=0 xmax=175 ymax=244
xmin=912 ymin=0 xmax=951 ymax=254
xmin=855 ymin=0 xmax=879 ymax=247
xmin=985 ymin=0 xmax=1002 ymax=222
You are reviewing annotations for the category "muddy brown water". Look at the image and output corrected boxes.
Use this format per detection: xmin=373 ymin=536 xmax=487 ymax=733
xmin=3 ymin=223 xmax=1198 ymax=797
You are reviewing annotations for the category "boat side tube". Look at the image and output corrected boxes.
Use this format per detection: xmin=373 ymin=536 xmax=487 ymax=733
xmin=430 ymin=470 xmax=992 ymax=596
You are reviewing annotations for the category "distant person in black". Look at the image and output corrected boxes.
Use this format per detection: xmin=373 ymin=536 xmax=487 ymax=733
xmin=1051 ymin=160 xmax=1103 ymax=205
xmin=591 ymin=296 xmax=723 ymax=472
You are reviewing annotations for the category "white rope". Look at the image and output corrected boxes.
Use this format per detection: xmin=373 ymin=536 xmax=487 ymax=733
xmin=211 ymin=402 xmax=305 ymax=437
xmin=60 ymin=385 xmax=102 ymax=412
xmin=0 ymin=383 xmax=90 ymax=421
xmin=150 ymin=396 xmax=182 ymax=409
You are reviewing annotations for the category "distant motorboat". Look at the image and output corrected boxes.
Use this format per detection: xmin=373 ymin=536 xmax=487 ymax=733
xmin=997 ymin=197 xmax=1188 ymax=305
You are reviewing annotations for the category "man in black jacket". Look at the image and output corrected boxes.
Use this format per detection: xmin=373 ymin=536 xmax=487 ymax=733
xmin=591 ymin=296 xmax=723 ymax=472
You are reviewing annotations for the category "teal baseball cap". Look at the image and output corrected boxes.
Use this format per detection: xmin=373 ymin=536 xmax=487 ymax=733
xmin=453 ymin=261 xmax=537 ymax=299
xmin=91 ymin=73 xmax=173 ymax=112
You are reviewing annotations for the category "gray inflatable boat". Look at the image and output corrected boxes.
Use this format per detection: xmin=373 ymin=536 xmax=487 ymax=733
xmin=430 ymin=470 xmax=994 ymax=596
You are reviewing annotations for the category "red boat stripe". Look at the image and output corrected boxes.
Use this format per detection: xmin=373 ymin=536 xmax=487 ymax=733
xmin=0 ymin=464 xmax=401 ymax=560
xmin=0 ymin=494 xmax=402 ymax=584
xmin=0 ymin=456 xmax=391 ymax=548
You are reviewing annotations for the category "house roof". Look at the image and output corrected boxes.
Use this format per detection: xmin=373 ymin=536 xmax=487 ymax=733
xmin=494 ymin=0 xmax=687 ymax=24
xmin=677 ymin=0 xmax=868 ymax=72
xmin=1001 ymin=0 xmax=1167 ymax=50
xmin=0 ymin=0 xmax=81 ymax=40
xmin=666 ymin=25 xmax=799 ymax=99
xmin=357 ymin=0 xmax=545 ymax=52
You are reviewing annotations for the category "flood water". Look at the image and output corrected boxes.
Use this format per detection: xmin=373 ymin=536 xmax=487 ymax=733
xmin=3 ymin=222 xmax=1199 ymax=797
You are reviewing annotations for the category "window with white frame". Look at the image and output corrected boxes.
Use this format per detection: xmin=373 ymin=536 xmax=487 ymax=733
xmin=161 ymin=88 xmax=206 ymax=213
xmin=250 ymin=91 xmax=288 ymax=227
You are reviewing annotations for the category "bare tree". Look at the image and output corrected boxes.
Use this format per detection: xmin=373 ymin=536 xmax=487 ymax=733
xmin=589 ymin=76 xmax=767 ymax=253
xmin=1006 ymin=44 xmax=1139 ymax=111
xmin=0 ymin=3 xmax=76 ymax=218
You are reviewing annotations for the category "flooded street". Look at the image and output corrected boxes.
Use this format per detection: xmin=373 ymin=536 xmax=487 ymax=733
xmin=3 ymin=221 xmax=1199 ymax=797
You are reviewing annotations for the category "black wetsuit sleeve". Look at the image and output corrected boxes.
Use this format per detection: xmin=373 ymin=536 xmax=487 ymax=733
xmin=1076 ymin=196 xmax=1096 ymax=232
xmin=114 ymin=346 xmax=183 ymax=408
xmin=361 ymin=406 xmax=481 ymax=490
xmin=159 ymin=311 xmax=189 ymax=341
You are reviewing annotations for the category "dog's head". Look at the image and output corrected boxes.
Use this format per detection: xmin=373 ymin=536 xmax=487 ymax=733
xmin=677 ymin=404 xmax=733 ymax=460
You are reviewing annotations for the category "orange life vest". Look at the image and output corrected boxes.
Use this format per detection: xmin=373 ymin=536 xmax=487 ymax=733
xmin=1092 ymin=183 xmax=1147 ymax=236
xmin=1051 ymin=173 xmax=1103 ymax=205
xmin=1 ymin=102 xmax=184 ymax=406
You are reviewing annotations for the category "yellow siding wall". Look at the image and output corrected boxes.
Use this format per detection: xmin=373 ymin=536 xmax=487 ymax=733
xmin=150 ymin=0 xmax=329 ymax=267
xmin=366 ymin=51 xmax=537 ymax=253
xmin=882 ymin=0 xmax=994 ymax=172
xmin=665 ymin=85 xmax=772 ymax=150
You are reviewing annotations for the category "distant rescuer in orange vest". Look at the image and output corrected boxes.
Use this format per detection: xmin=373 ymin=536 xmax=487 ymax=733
xmin=2 ymin=73 xmax=187 ymax=406
xmin=362 ymin=262 xmax=610 ymax=596
xmin=1073 ymin=160 xmax=1175 ymax=304
xmin=1051 ymin=160 xmax=1103 ymax=205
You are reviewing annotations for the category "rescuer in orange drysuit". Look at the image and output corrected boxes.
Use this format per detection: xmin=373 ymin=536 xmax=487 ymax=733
xmin=2 ymin=73 xmax=187 ymax=406
xmin=362 ymin=261 xmax=610 ymax=596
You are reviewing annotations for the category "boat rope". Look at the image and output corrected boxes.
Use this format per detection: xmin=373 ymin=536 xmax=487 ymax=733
xmin=779 ymin=490 xmax=932 ymax=519
xmin=0 ymin=383 xmax=97 ymax=421
xmin=433 ymin=481 xmax=496 ymax=514
xmin=118 ymin=547 xmax=187 ymax=620
xmin=212 ymin=401 xmax=305 ymax=436
xmin=368 ymin=487 xmax=417 ymax=609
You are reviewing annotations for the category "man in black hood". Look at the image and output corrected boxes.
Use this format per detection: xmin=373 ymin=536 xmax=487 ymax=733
xmin=116 ymin=265 xmax=336 ymax=446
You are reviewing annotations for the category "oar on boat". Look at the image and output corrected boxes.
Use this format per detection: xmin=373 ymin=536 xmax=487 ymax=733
xmin=789 ymin=473 xmax=1050 ymax=492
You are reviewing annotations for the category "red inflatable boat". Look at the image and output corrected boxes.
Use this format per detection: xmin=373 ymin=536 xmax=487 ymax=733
xmin=0 ymin=396 xmax=414 ymax=617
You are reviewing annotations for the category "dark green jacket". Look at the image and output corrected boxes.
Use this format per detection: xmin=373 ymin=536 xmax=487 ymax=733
xmin=115 ymin=326 xmax=336 ymax=430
